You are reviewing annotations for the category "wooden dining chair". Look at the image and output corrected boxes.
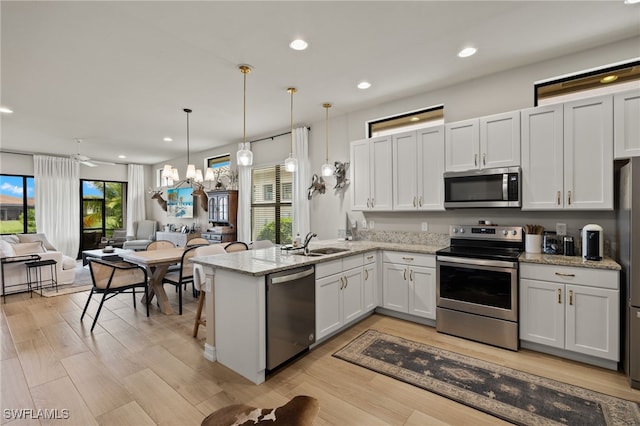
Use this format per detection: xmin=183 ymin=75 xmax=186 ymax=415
xmin=224 ymin=241 xmax=249 ymax=252
xmin=192 ymin=244 xmax=227 ymax=338
xmin=161 ymin=246 xmax=199 ymax=315
xmin=186 ymin=237 xmax=210 ymax=247
xmin=81 ymin=259 xmax=149 ymax=332
xmin=145 ymin=240 xmax=176 ymax=250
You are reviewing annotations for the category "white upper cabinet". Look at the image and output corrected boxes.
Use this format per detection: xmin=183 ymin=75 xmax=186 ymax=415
xmin=614 ymin=89 xmax=640 ymax=159
xmin=522 ymin=95 xmax=613 ymax=210
xmin=392 ymin=126 xmax=445 ymax=211
xmin=350 ymin=136 xmax=393 ymax=211
xmin=445 ymin=111 xmax=520 ymax=172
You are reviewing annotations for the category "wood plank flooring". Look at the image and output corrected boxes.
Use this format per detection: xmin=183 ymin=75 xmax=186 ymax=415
xmin=1 ymin=288 xmax=639 ymax=425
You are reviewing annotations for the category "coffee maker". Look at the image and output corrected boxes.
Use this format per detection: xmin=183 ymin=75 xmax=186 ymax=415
xmin=582 ymin=224 xmax=603 ymax=261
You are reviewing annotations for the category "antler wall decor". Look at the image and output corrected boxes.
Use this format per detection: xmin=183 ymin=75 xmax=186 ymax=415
xmin=307 ymin=174 xmax=326 ymax=200
xmin=149 ymin=188 xmax=168 ymax=211
xmin=333 ymin=161 xmax=350 ymax=190
xmin=191 ymin=184 xmax=208 ymax=212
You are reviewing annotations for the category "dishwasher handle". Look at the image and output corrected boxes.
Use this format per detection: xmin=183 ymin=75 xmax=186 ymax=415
xmin=270 ymin=267 xmax=315 ymax=284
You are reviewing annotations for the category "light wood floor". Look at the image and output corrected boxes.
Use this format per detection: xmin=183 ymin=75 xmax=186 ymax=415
xmin=1 ymin=287 xmax=639 ymax=426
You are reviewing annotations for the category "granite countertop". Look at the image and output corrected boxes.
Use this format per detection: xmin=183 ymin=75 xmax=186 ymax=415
xmin=519 ymin=252 xmax=621 ymax=271
xmin=192 ymin=239 xmax=444 ymax=276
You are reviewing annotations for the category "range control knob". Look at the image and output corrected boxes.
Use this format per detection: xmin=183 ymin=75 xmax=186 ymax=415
xmin=502 ymin=229 xmax=508 ymax=236
xmin=512 ymin=229 xmax=518 ymax=236
xmin=453 ymin=227 xmax=458 ymax=233
xmin=459 ymin=228 xmax=465 ymax=234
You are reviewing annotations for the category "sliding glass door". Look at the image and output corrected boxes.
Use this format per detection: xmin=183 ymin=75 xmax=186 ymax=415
xmin=81 ymin=180 xmax=126 ymax=251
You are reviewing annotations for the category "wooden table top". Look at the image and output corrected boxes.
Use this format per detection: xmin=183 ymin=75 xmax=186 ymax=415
xmin=121 ymin=247 xmax=186 ymax=266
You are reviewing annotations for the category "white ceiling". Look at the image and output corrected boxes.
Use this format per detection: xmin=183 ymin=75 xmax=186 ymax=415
xmin=1 ymin=1 xmax=639 ymax=166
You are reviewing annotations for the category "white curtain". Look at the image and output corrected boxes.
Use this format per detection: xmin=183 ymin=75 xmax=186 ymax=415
xmin=126 ymin=164 xmax=146 ymax=236
xmin=33 ymin=155 xmax=80 ymax=257
xmin=237 ymin=165 xmax=251 ymax=243
xmin=292 ymin=126 xmax=310 ymax=239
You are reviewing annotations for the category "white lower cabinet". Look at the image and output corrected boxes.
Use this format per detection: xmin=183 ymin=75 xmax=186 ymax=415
xmin=520 ymin=263 xmax=619 ymax=362
xmin=382 ymin=251 xmax=436 ymax=320
xmin=316 ymin=253 xmax=376 ymax=340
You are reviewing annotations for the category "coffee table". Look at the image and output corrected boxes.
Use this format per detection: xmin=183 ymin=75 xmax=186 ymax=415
xmin=82 ymin=248 xmax=132 ymax=266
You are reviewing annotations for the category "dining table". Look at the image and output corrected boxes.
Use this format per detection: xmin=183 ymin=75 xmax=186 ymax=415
xmin=121 ymin=247 xmax=186 ymax=315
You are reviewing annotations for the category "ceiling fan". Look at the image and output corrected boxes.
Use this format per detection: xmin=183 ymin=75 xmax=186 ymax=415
xmin=71 ymin=139 xmax=116 ymax=167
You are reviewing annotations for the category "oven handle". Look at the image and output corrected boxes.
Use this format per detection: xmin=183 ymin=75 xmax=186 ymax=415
xmin=436 ymin=255 xmax=517 ymax=269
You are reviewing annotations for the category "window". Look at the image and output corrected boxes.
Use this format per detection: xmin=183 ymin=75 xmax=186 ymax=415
xmin=535 ymin=59 xmax=640 ymax=106
xmin=251 ymin=165 xmax=293 ymax=244
xmin=206 ymin=153 xmax=231 ymax=182
xmin=367 ymin=105 xmax=444 ymax=137
xmin=81 ymin=180 xmax=126 ymax=250
xmin=0 ymin=174 xmax=35 ymax=234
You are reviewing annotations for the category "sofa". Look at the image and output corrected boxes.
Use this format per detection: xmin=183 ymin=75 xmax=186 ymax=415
xmin=0 ymin=234 xmax=76 ymax=295
xmin=123 ymin=220 xmax=157 ymax=251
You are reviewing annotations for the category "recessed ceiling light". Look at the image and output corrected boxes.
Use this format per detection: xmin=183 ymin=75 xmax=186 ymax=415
xmin=118 ymin=155 xmax=127 ymax=159
xmin=0 ymin=107 xmax=14 ymax=114
xmin=289 ymin=39 xmax=308 ymax=51
xmin=357 ymin=81 xmax=371 ymax=90
xmin=600 ymin=75 xmax=619 ymax=84
xmin=457 ymin=47 xmax=477 ymax=58
xmin=624 ymin=0 xmax=640 ymax=5
xmin=163 ymin=137 xmax=173 ymax=142
xmin=409 ymin=117 xmax=420 ymax=122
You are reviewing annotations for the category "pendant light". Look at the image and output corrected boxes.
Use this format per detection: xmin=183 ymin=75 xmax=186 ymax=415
xmin=236 ymin=64 xmax=253 ymax=166
xmin=284 ymin=87 xmax=298 ymax=172
xmin=320 ymin=103 xmax=333 ymax=177
xmin=161 ymin=108 xmax=203 ymax=186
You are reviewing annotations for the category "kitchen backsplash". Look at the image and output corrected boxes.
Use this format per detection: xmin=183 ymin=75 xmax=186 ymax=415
xmin=354 ymin=229 xmax=450 ymax=247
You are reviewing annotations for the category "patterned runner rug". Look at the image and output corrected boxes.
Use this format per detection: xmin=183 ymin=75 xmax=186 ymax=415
xmin=333 ymin=329 xmax=640 ymax=426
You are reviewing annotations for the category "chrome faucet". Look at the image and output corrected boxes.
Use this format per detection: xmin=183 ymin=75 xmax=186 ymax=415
xmin=302 ymin=232 xmax=317 ymax=255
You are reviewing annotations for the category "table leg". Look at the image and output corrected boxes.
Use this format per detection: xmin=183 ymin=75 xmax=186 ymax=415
xmin=141 ymin=264 xmax=174 ymax=315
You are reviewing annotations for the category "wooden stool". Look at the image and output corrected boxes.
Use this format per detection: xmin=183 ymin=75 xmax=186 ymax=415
xmin=193 ymin=291 xmax=206 ymax=338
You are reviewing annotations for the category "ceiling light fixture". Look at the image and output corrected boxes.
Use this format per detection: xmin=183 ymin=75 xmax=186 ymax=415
xmin=162 ymin=108 xmax=203 ymax=186
xmin=284 ymin=87 xmax=298 ymax=173
xmin=357 ymin=81 xmax=371 ymax=90
xmin=600 ymin=75 xmax=619 ymax=84
xmin=236 ymin=65 xmax=254 ymax=167
xmin=118 ymin=155 xmax=126 ymax=159
xmin=457 ymin=47 xmax=477 ymax=58
xmin=321 ymin=103 xmax=333 ymax=177
xmin=624 ymin=0 xmax=640 ymax=4
xmin=289 ymin=39 xmax=308 ymax=50
xmin=410 ymin=117 xmax=420 ymax=122
xmin=0 ymin=107 xmax=14 ymax=114
xmin=163 ymin=137 xmax=173 ymax=142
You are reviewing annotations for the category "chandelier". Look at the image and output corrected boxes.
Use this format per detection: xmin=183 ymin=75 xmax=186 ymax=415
xmin=162 ymin=108 xmax=205 ymax=186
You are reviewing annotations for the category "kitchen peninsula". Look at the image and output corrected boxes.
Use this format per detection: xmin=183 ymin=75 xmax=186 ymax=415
xmin=192 ymin=239 xmax=443 ymax=384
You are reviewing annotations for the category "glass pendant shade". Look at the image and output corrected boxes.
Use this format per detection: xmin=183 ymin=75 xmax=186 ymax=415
xmin=284 ymin=154 xmax=297 ymax=172
xmin=236 ymin=142 xmax=253 ymax=166
xmin=321 ymin=162 xmax=333 ymax=177
xmin=205 ymin=168 xmax=215 ymax=182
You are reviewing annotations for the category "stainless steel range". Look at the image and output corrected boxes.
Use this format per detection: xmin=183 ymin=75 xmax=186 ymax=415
xmin=436 ymin=225 xmax=523 ymax=351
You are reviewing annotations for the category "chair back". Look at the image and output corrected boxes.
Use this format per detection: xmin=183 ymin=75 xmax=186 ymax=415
xmin=88 ymin=259 xmax=146 ymax=290
xmin=193 ymin=244 xmax=227 ymax=291
xmin=146 ymin=240 xmax=176 ymax=250
xmin=178 ymin=246 xmax=200 ymax=279
xmin=250 ymin=240 xmax=274 ymax=250
xmin=224 ymin=241 xmax=249 ymax=252
xmin=134 ymin=220 xmax=157 ymax=240
xmin=186 ymin=237 xmax=210 ymax=247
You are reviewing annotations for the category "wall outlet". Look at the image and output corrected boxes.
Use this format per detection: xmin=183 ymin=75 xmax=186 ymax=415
xmin=421 ymin=222 xmax=429 ymax=232
xmin=369 ymin=221 xmax=375 ymax=229
xmin=556 ymin=223 xmax=567 ymax=235
xmin=361 ymin=219 xmax=367 ymax=229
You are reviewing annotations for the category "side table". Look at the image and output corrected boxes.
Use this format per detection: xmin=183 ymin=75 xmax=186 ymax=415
xmin=1 ymin=254 xmax=41 ymax=303
xmin=25 ymin=259 xmax=58 ymax=297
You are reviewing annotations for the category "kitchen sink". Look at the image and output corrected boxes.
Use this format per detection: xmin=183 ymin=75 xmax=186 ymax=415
xmin=293 ymin=247 xmax=350 ymax=257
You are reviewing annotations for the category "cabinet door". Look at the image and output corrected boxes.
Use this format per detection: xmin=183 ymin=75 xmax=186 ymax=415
xmin=350 ymin=139 xmax=371 ymax=211
xmin=445 ymin=119 xmax=479 ymax=172
xmin=519 ymin=278 xmax=565 ymax=349
xmin=417 ymin=126 xmax=445 ymax=211
xmin=342 ymin=268 xmax=364 ymax=324
xmin=363 ymin=263 xmax=377 ymax=311
xmin=614 ymin=89 xmax=640 ymax=159
xmin=382 ymin=263 xmax=409 ymax=312
xmin=521 ymin=105 xmax=564 ymax=210
xmin=563 ymin=95 xmax=613 ymax=210
xmin=316 ymin=275 xmax=343 ymax=339
xmin=370 ymin=136 xmax=393 ymax=210
xmin=208 ymin=196 xmax=218 ymax=222
xmin=565 ymin=285 xmax=619 ymax=361
xmin=392 ymin=131 xmax=418 ymax=210
xmin=479 ymin=111 xmax=521 ymax=169
xmin=408 ymin=266 xmax=436 ymax=319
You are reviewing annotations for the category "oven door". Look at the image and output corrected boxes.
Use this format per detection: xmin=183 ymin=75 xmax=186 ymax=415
xmin=436 ymin=256 xmax=518 ymax=321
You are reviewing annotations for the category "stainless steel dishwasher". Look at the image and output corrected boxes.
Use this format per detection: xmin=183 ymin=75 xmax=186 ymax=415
xmin=266 ymin=265 xmax=316 ymax=371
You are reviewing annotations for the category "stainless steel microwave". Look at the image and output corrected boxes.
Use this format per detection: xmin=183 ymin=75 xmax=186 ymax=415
xmin=443 ymin=167 xmax=521 ymax=208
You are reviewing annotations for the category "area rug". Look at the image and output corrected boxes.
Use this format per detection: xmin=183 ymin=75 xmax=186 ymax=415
xmin=33 ymin=262 xmax=92 ymax=297
xmin=333 ymin=329 xmax=640 ymax=426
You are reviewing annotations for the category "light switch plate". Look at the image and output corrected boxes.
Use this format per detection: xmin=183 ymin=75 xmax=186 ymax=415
xmin=361 ymin=219 xmax=367 ymax=229
xmin=369 ymin=221 xmax=375 ymax=229
xmin=556 ymin=223 xmax=567 ymax=235
xmin=421 ymin=222 xmax=429 ymax=231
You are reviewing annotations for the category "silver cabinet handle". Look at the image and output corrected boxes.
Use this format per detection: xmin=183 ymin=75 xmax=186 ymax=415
xmin=366 ymin=255 xmax=374 ymax=261
xmin=402 ymin=256 xmax=414 ymax=261
xmin=340 ymin=276 xmax=345 ymax=290
xmin=557 ymin=288 xmax=562 ymax=304
xmin=474 ymin=154 xmax=478 ymax=166
xmin=344 ymin=276 xmax=348 ymax=288
xmin=555 ymin=272 xmax=575 ymax=278
xmin=403 ymin=269 xmax=407 ymax=280
xmin=371 ymin=198 xmax=375 ymax=208
xmin=418 ymin=196 xmax=423 ymax=207
xmin=410 ymin=270 xmax=414 ymax=281
xmin=567 ymin=191 xmax=572 ymax=205
xmin=482 ymin=153 xmax=486 ymax=166
xmin=366 ymin=198 xmax=371 ymax=208
xmin=413 ymin=196 xmax=416 ymax=207
xmin=569 ymin=289 xmax=573 ymax=306
xmin=364 ymin=269 xmax=369 ymax=280
xmin=557 ymin=191 xmax=561 ymax=206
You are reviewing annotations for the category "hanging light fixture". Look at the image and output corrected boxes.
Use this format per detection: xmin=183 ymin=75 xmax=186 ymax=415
xmin=162 ymin=108 xmax=203 ymax=186
xmin=320 ymin=103 xmax=333 ymax=177
xmin=236 ymin=64 xmax=253 ymax=166
xmin=284 ymin=87 xmax=298 ymax=172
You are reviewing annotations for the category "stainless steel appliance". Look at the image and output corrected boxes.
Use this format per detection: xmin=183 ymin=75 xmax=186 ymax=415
xmin=582 ymin=224 xmax=603 ymax=261
xmin=436 ymin=225 xmax=523 ymax=350
xmin=616 ymin=158 xmax=640 ymax=389
xmin=266 ymin=265 xmax=316 ymax=371
xmin=443 ymin=167 xmax=521 ymax=208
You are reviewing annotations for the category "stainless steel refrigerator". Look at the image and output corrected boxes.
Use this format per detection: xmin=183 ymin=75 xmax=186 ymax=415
xmin=616 ymin=157 xmax=640 ymax=390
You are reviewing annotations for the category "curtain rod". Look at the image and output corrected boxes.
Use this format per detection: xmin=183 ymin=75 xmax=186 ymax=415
xmin=248 ymin=126 xmax=310 ymax=144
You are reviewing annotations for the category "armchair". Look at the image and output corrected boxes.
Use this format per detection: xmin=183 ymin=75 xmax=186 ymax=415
xmin=123 ymin=220 xmax=157 ymax=251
